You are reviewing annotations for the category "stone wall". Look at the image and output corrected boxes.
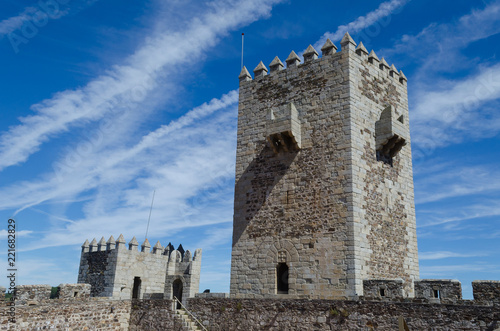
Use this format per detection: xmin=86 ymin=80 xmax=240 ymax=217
xmin=414 ymin=279 xmax=462 ymax=304
xmin=347 ymin=36 xmax=419 ymax=297
xmin=362 ymin=279 xmax=404 ymax=301
xmin=0 ymin=298 xmax=131 ymax=330
xmin=473 ymin=280 xmax=500 ymax=305
xmin=188 ymin=298 xmax=500 ymax=331
xmin=15 ymin=284 xmax=51 ymax=304
xmin=129 ymin=299 xmax=184 ymax=330
xmin=56 ymin=283 xmax=91 ymax=300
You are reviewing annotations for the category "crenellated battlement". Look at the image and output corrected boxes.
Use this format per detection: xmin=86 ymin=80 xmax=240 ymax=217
xmin=239 ymin=32 xmax=407 ymax=86
xmin=78 ymin=234 xmax=201 ymax=304
xmin=81 ymin=234 xmax=201 ymax=263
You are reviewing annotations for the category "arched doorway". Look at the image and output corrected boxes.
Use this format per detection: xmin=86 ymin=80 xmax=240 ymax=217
xmin=277 ymin=263 xmax=289 ymax=294
xmin=172 ymin=279 xmax=183 ymax=309
xmin=132 ymin=277 xmax=141 ymax=299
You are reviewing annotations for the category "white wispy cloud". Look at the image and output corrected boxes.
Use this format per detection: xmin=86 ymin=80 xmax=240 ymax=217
xmin=411 ymin=64 xmax=500 ymax=148
xmin=414 ymin=164 xmax=500 ymax=204
xmin=418 ymin=202 xmax=500 ymax=228
xmin=0 ymin=230 xmax=33 ymax=239
xmin=420 ymin=263 xmax=500 ymax=276
xmin=0 ymin=0 xmax=283 ymax=171
xmin=0 ymin=1 xmax=101 ymax=38
xmin=0 ymin=7 xmax=38 ymax=36
xmin=312 ymin=0 xmax=407 ymax=50
xmin=419 ymin=251 xmax=487 ymax=260
xmin=1 ymin=94 xmax=238 ymax=251
xmin=385 ymin=0 xmax=500 ymax=72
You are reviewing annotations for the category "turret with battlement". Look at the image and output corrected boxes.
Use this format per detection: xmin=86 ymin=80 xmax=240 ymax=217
xmin=78 ymin=234 xmax=201 ymax=305
xmin=231 ymin=32 xmax=418 ymax=299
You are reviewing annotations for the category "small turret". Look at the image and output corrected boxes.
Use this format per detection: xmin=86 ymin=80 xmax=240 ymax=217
xmin=321 ymin=38 xmax=337 ymax=56
xmin=164 ymin=242 xmax=174 ymax=256
xmin=340 ymin=32 xmax=356 ymax=51
xmin=379 ymin=58 xmax=390 ymax=71
xmin=303 ymin=45 xmax=319 ymax=62
xmin=368 ymin=50 xmax=380 ymax=64
xmin=269 ymin=56 xmax=284 ymax=73
xmin=97 ymin=237 xmax=107 ymax=251
xmin=141 ymin=238 xmax=151 ymax=252
xmin=116 ymin=234 xmax=126 ymax=249
xmin=153 ymin=240 xmax=163 ymax=255
xmin=355 ymin=41 xmax=368 ymax=56
xmin=399 ymin=70 xmax=407 ymax=84
xmin=89 ymin=238 xmax=98 ymax=252
xmin=128 ymin=236 xmax=139 ymax=251
xmin=184 ymin=250 xmax=192 ymax=262
xmin=177 ymin=244 xmax=185 ymax=257
xmin=107 ymin=235 xmax=116 ymax=250
xmin=81 ymin=239 xmax=89 ymax=253
xmin=193 ymin=248 xmax=202 ymax=261
xmin=389 ymin=64 xmax=399 ymax=78
xmin=253 ymin=61 xmax=268 ymax=78
xmin=285 ymin=51 xmax=300 ymax=68
xmin=239 ymin=66 xmax=252 ymax=82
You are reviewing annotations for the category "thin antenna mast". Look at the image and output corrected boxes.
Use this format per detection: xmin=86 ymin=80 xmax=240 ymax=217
xmin=145 ymin=190 xmax=155 ymax=240
xmin=241 ymin=33 xmax=244 ymax=69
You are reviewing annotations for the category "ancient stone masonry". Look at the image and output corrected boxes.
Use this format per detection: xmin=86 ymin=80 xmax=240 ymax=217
xmin=472 ymin=280 xmax=500 ymax=306
xmin=187 ymin=297 xmax=500 ymax=331
xmin=414 ymin=279 xmax=462 ymax=304
xmin=231 ymin=32 xmax=418 ymax=299
xmin=15 ymin=285 xmax=52 ymax=305
xmin=78 ymin=234 xmax=201 ymax=305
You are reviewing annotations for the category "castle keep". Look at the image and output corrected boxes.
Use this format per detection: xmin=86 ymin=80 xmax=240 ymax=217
xmin=77 ymin=234 xmax=201 ymax=305
xmin=231 ymin=32 xmax=419 ymax=299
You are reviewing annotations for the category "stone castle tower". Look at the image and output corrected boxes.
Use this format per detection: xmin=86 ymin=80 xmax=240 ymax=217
xmin=230 ymin=32 xmax=419 ymax=299
xmin=78 ymin=234 xmax=201 ymax=305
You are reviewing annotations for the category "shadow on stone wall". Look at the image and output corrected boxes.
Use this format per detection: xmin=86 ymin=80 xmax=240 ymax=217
xmin=232 ymin=143 xmax=298 ymax=246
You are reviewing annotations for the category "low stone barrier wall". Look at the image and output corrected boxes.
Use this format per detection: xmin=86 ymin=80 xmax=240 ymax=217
xmin=129 ymin=299 xmax=184 ymax=330
xmin=473 ymin=280 xmax=500 ymax=306
xmin=15 ymin=284 xmax=52 ymax=304
xmin=414 ymin=279 xmax=462 ymax=304
xmin=0 ymin=298 xmax=131 ymax=330
xmin=187 ymin=298 xmax=500 ymax=331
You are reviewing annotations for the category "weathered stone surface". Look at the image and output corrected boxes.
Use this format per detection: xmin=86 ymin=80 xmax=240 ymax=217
xmin=56 ymin=283 xmax=91 ymax=300
xmin=0 ymin=298 xmax=131 ymax=330
xmin=15 ymin=284 xmax=51 ymax=304
xmin=473 ymin=280 xmax=500 ymax=305
xmin=188 ymin=298 xmax=500 ymax=331
xmin=363 ymin=279 xmax=404 ymax=301
xmin=129 ymin=299 xmax=184 ymax=330
xmin=414 ymin=279 xmax=462 ymax=304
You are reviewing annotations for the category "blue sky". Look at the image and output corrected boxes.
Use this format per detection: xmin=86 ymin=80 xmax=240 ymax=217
xmin=0 ymin=0 xmax=498 ymax=299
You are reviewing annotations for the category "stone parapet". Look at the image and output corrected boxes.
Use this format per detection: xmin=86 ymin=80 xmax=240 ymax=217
xmin=187 ymin=298 xmax=500 ymax=330
xmin=195 ymin=292 xmax=230 ymax=299
xmin=56 ymin=283 xmax=90 ymax=300
xmin=0 ymin=298 xmax=130 ymax=330
xmin=15 ymin=284 xmax=52 ymax=305
xmin=414 ymin=279 xmax=462 ymax=304
xmin=363 ymin=279 xmax=404 ymax=301
xmin=472 ymin=280 xmax=500 ymax=306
